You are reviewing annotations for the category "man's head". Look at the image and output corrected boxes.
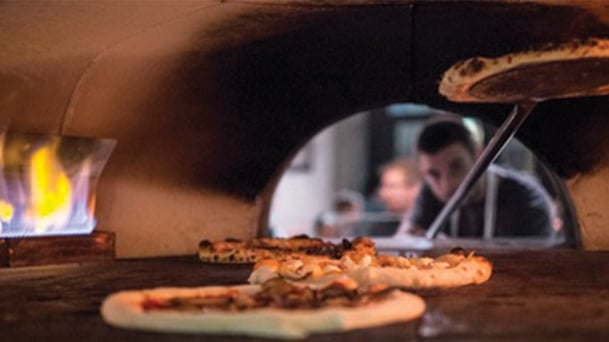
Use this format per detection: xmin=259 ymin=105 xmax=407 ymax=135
xmin=378 ymin=158 xmax=421 ymax=215
xmin=416 ymin=119 xmax=481 ymax=203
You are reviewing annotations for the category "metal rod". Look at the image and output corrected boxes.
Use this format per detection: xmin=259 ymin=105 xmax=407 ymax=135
xmin=425 ymin=101 xmax=538 ymax=239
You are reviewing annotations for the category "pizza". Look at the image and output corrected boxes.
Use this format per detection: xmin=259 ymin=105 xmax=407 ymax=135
xmin=198 ymin=235 xmax=376 ymax=264
xmin=100 ymin=277 xmax=426 ymax=339
xmin=439 ymin=38 xmax=609 ymax=103
xmin=349 ymin=247 xmax=492 ymax=289
xmin=102 ymin=236 xmax=493 ymax=337
xmin=248 ymin=247 xmax=493 ymax=289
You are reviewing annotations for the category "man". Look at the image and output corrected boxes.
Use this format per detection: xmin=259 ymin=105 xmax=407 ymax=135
xmin=409 ymin=118 xmax=552 ymax=238
xmin=377 ymin=158 xmax=422 ymax=235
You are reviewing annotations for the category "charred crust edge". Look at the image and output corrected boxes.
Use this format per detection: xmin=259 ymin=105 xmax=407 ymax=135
xmin=199 ymin=240 xmax=213 ymax=248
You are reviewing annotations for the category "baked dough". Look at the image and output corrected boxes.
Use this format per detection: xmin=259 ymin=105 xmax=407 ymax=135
xmin=100 ymin=282 xmax=425 ymax=339
xmin=349 ymin=253 xmax=492 ymax=289
xmin=198 ymin=236 xmax=375 ymax=264
xmin=439 ymin=38 xmax=609 ymax=103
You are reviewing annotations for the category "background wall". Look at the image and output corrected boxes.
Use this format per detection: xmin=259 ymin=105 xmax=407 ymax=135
xmin=269 ymin=113 xmax=369 ymax=237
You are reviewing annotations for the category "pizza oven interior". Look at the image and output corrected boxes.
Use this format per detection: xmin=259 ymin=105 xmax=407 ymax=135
xmin=1 ymin=1 xmax=609 ymax=258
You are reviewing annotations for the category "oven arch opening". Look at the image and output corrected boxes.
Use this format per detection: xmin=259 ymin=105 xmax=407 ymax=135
xmin=267 ymin=103 xmax=579 ymax=251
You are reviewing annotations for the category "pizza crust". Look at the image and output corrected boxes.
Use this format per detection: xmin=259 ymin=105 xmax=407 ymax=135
xmin=439 ymin=38 xmax=609 ymax=103
xmin=100 ymin=284 xmax=425 ymax=340
xmin=349 ymin=256 xmax=492 ymax=289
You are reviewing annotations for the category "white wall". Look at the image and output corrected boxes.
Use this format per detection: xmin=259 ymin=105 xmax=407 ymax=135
xmin=269 ymin=127 xmax=336 ymax=237
xmin=334 ymin=113 xmax=369 ymax=191
xmin=269 ymin=113 xmax=369 ymax=237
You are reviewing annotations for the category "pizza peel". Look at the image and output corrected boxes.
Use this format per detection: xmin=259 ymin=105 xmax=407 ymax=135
xmin=425 ymin=38 xmax=609 ymax=239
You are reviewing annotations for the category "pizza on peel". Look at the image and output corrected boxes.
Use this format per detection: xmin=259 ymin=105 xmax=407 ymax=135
xmin=439 ymin=38 xmax=609 ymax=103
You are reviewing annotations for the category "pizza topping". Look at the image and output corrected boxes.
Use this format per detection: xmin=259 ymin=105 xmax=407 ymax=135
xmin=345 ymin=237 xmax=376 ymax=260
xmin=343 ymin=254 xmax=374 ymax=269
xmin=322 ymin=263 xmax=343 ymax=274
xmin=436 ymin=252 xmax=466 ymax=266
xmin=199 ymin=235 xmax=377 ymax=264
xmin=431 ymin=261 xmax=450 ymax=269
xmin=140 ymin=278 xmax=394 ymax=313
xmin=249 ymin=247 xmax=493 ymax=290
xmin=413 ymin=257 xmax=435 ymax=269
xmin=141 ymin=289 xmax=250 ymax=312
xmin=278 ymin=259 xmax=309 ymax=280
xmin=375 ymin=255 xmax=408 ymax=268
xmin=449 ymin=246 xmax=467 ymax=255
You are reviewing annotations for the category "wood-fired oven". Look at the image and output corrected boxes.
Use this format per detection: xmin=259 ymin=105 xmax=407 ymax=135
xmin=2 ymin=1 xmax=609 ymax=340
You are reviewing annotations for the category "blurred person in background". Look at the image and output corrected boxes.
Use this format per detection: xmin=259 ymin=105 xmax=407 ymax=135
xmin=375 ymin=158 xmax=422 ymax=236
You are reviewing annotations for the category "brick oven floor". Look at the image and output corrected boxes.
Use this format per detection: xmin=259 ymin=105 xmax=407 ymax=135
xmin=1 ymin=249 xmax=609 ymax=341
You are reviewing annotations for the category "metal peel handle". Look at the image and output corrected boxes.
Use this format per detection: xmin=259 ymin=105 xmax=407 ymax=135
xmin=425 ymin=101 xmax=537 ymax=239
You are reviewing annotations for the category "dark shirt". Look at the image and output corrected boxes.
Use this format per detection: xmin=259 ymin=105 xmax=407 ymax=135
xmin=411 ymin=165 xmax=553 ymax=237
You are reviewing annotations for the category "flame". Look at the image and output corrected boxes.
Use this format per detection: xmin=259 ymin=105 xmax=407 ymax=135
xmin=0 ymin=133 xmax=113 ymax=238
xmin=25 ymin=142 xmax=72 ymax=233
xmin=0 ymin=199 xmax=13 ymax=222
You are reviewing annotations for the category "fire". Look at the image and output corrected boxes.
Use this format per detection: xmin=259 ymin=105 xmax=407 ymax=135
xmin=25 ymin=142 xmax=72 ymax=233
xmin=0 ymin=132 xmax=115 ymax=238
xmin=0 ymin=199 xmax=13 ymax=222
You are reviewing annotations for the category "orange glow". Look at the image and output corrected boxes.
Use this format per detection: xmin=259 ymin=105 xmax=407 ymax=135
xmin=26 ymin=142 xmax=72 ymax=233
